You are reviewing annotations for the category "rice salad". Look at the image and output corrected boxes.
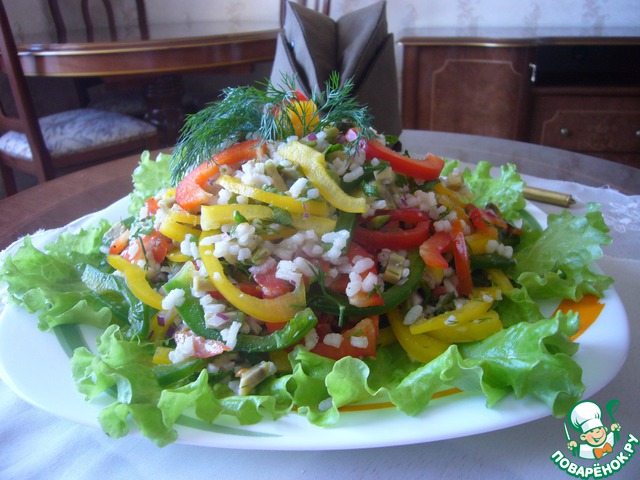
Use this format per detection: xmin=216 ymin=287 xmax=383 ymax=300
xmin=0 ymin=79 xmax=613 ymax=446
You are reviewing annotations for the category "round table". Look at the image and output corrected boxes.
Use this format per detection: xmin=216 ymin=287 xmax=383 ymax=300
xmin=1 ymin=131 xmax=638 ymax=480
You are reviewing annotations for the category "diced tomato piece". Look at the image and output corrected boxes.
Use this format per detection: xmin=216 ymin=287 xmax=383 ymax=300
xmin=311 ymin=316 xmax=378 ymax=360
xmin=345 ymin=242 xmax=384 ymax=308
xmin=419 ymin=231 xmax=452 ymax=269
xmin=121 ymin=231 xmax=171 ymax=264
xmin=253 ymin=266 xmax=295 ymax=298
xmin=145 ymin=197 xmax=160 ymax=215
xmin=173 ymin=330 xmax=231 ymax=358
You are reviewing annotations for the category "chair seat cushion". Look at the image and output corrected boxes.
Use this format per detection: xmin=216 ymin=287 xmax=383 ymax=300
xmin=88 ymin=92 xmax=147 ymax=118
xmin=0 ymin=108 xmax=157 ymax=161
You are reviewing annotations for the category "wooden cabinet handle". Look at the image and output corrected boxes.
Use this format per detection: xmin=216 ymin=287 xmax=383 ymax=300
xmin=560 ymin=128 xmax=571 ymax=137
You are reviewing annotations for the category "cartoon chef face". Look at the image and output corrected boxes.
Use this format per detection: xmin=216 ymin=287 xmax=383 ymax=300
xmin=581 ymin=425 xmax=609 ymax=447
xmin=569 ymin=400 xmax=607 ymax=444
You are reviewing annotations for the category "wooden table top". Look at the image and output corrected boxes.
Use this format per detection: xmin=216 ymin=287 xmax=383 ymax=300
xmin=16 ymin=20 xmax=280 ymax=77
xmin=1 ymin=131 xmax=638 ymax=251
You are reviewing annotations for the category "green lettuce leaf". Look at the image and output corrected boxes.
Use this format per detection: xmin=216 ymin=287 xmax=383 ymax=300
xmin=514 ymin=203 xmax=613 ymax=300
xmin=128 ymin=151 xmax=173 ymax=216
xmin=1 ymin=236 xmax=112 ymax=330
xmin=463 ymin=161 xmax=526 ymax=221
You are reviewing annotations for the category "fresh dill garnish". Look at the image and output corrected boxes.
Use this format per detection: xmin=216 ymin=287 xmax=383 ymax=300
xmin=170 ymin=73 xmax=374 ymax=185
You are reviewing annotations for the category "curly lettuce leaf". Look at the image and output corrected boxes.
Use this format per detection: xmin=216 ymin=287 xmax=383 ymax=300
xmin=463 ymin=161 xmax=526 ymax=221
xmin=1 ymin=235 xmax=112 ymax=330
xmin=72 ymin=325 xmax=293 ymax=446
xmin=514 ymin=203 xmax=613 ymax=300
xmin=128 ymin=151 xmax=172 ymax=216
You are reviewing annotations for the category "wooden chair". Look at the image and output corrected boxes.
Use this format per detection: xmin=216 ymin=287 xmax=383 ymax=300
xmin=47 ymin=0 xmax=149 ymax=117
xmin=280 ymin=0 xmax=331 ymax=25
xmin=0 ymin=0 xmax=159 ymax=196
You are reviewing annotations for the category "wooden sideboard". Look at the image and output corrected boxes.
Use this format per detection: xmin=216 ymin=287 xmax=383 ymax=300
xmin=399 ymin=28 xmax=640 ymax=167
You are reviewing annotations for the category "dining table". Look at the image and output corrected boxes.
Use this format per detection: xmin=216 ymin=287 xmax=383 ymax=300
xmin=0 ymin=130 xmax=638 ymax=479
xmin=16 ymin=19 xmax=280 ymax=144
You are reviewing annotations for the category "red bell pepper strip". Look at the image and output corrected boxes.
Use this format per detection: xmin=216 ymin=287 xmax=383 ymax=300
xmin=419 ymin=231 xmax=452 ymax=269
xmin=466 ymin=204 xmax=508 ymax=239
xmin=451 ymin=220 xmax=473 ymax=296
xmin=347 ymin=129 xmax=445 ymax=181
xmin=175 ymin=139 xmax=264 ymax=212
xmin=353 ymin=208 xmax=431 ymax=252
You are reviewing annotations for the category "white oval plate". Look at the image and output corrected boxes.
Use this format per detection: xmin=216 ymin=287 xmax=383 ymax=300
xmin=0 ymin=198 xmax=630 ymax=450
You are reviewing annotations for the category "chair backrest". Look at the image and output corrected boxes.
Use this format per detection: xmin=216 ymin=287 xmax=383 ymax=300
xmin=280 ymin=0 xmax=331 ymax=26
xmin=48 ymin=0 xmax=149 ymax=43
xmin=0 ymin=0 xmax=55 ymax=182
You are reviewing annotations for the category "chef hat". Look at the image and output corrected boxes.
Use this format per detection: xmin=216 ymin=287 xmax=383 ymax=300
xmin=570 ymin=401 xmax=604 ymax=433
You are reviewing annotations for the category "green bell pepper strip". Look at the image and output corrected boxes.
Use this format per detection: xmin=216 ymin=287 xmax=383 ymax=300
xmin=469 ymin=254 xmax=516 ymax=270
xmin=153 ymin=358 xmax=208 ymax=387
xmin=307 ymin=251 xmax=426 ymax=317
xmin=163 ymin=263 xmax=317 ymax=352
xmin=234 ymin=308 xmax=317 ymax=352
xmin=81 ymin=264 xmax=155 ymax=340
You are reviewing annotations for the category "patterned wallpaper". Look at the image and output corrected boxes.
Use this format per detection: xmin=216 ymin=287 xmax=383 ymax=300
xmin=6 ymin=0 xmax=640 ymax=42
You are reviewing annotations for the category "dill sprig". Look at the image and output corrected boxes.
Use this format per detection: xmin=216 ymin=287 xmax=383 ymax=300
xmin=169 ymin=73 xmax=374 ymax=185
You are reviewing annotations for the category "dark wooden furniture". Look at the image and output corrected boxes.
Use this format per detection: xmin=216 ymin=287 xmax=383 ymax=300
xmin=0 ymin=0 xmax=159 ymax=196
xmin=16 ymin=18 xmax=279 ymax=144
xmin=400 ymin=28 xmax=640 ymax=166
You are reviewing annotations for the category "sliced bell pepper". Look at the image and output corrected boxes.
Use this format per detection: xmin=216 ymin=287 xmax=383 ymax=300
xmin=279 ymin=142 xmax=366 ymax=213
xmin=419 ymin=231 xmax=452 ymax=269
xmin=428 ymin=309 xmax=502 ymax=343
xmin=359 ymin=135 xmax=444 ymax=181
xmin=199 ymin=243 xmax=306 ymax=323
xmin=107 ymin=254 xmax=165 ymax=310
xmin=353 ymin=208 xmax=431 ymax=251
xmin=451 ymin=220 xmax=473 ymax=296
xmin=409 ymin=297 xmax=494 ymax=335
xmin=175 ymin=139 xmax=264 ymax=212
xmin=387 ymin=308 xmax=449 ymax=363
xmin=217 ymin=175 xmax=329 ymax=216
xmin=159 ymin=216 xmax=201 ymax=242
xmin=200 ymin=203 xmax=336 ymax=235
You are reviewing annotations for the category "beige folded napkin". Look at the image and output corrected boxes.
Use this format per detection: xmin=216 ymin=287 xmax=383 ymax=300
xmin=270 ymin=1 xmax=402 ymax=136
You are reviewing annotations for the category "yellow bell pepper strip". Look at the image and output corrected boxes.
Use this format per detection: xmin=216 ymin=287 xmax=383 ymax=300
xmin=486 ymin=268 xmax=515 ymax=293
xmin=409 ymin=297 xmax=494 ymax=335
xmin=201 ymin=204 xmax=335 ymax=236
xmin=278 ymin=142 xmax=366 ymax=213
xmin=106 ymin=254 xmax=165 ymax=311
xmin=388 ymin=308 xmax=450 ymax=363
xmin=201 ymin=204 xmax=271 ymax=230
xmin=428 ymin=309 xmax=502 ymax=343
xmin=170 ymin=210 xmax=200 ymax=226
xmin=199 ymin=243 xmax=306 ymax=323
xmin=159 ymin=215 xmax=201 ymax=242
xmin=165 ymin=249 xmax=192 ymax=263
xmin=217 ymin=175 xmax=329 ymax=216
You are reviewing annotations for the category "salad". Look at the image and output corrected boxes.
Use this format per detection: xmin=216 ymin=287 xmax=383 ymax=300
xmin=0 ymin=76 xmax=613 ymax=447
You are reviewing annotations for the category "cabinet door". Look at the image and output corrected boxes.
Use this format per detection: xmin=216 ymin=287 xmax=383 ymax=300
xmin=530 ymin=91 xmax=640 ymax=167
xmin=402 ymin=45 xmax=534 ymax=140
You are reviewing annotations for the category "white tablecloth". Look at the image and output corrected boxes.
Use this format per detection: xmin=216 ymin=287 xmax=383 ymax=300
xmin=1 ymin=175 xmax=639 ymax=480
